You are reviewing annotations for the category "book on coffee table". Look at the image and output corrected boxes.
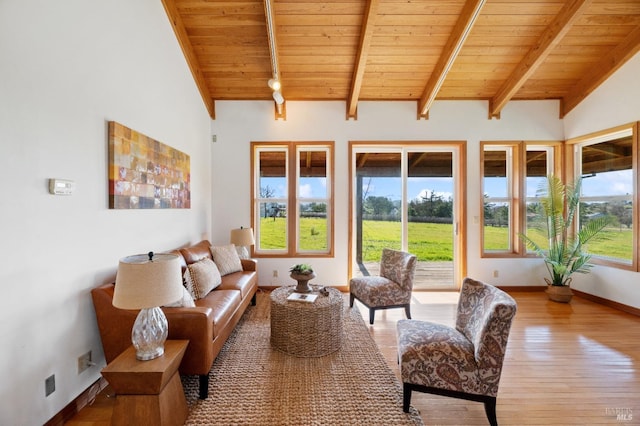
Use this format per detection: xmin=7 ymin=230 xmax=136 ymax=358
xmin=287 ymin=292 xmax=318 ymax=303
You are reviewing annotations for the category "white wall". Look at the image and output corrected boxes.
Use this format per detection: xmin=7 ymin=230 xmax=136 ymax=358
xmin=562 ymin=52 xmax=640 ymax=307
xmin=0 ymin=1 xmax=211 ymax=424
xmin=211 ymin=99 xmax=564 ymax=290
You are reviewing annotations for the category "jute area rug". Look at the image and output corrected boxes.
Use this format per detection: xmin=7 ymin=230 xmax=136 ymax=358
xmin=181 ymin=290 xmax=424 ymax=426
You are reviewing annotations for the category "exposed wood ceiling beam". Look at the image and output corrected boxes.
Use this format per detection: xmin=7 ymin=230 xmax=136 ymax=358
xmin=347 ymin=0 xmax=380 ymax=120
xmin=417 ymin=0 xmax=487 ymax=120
xmin=161 ymin=0 xmax=215 ymax=119
xmin=489 ymin=0 xmax=592 ymax=120
xmin=356 ymin=153 xmax=370 ymax=168
xmin=410 ymin=153 xmax=428 ymax=169
xmin=274 ymin=101 xmax=286 ymax=120
xmin=161 ymin=1 xmax=640 ymax=121
xmin=562 ymin=25 xmax=640 ymax=118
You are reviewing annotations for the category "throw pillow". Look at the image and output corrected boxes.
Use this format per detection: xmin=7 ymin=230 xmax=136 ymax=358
xmin=210 ymin=244 xmax=243 ymax=276
xmin=187 ymin=258 xmax=222 ymax=299
xmin=165 ymin=287 xmax=196 ymax=308
xmin=183 ymin=267 xmax=196 ymax=300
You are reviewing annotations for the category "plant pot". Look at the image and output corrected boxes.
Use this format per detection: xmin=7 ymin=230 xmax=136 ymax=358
xmin=545 ymin=281 xmax=573 ymax=303
xmin=291 ymin=272 xmax=316 ymax=293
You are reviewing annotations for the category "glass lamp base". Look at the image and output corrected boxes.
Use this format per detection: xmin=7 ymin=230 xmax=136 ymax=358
xmin=132 ymin=306 xmax=168 ymax=361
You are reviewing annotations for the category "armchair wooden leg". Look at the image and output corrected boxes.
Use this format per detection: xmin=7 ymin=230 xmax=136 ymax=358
xmin=251 ymin=292 xmax=257 ymax=306
xmin=402 ymin=383 xmax=412 ymax=413
xmin=484 ymin=397 xmax=498 ymax=426
xmin=404 ymin=304 xmax=411 ymax=319
xmin=199 ymin=374 xmax=209 ymax=399
xmin=349 ymin=292 xmax=355 ymax=308
xmin=369 ymin=308 xmax=376 ymax=324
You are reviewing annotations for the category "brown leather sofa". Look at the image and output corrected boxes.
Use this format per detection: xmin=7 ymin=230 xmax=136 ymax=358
xmin=91 ymin=240 xmax=258 ymax=399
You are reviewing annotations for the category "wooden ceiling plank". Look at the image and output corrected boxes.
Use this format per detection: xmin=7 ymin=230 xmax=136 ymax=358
xmin=488 ymin=0 xmax=593 ymax=120
xmin=163 ymin=0 xmax=640 ymax=119
xmin=417 ymin=0 xmax=488 ymax=119
xmin=562 ymin=25 xmax=640 ymax=117
xmin=161 ymin=0 xmax=216 ymax=119
xmin=347 ymin=0 xmax=381 ymax=120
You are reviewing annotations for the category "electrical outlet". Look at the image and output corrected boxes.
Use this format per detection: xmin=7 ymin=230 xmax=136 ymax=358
xmin=78 ymin=350 xmax=92 ymax=374
xmin=493 ymin=270 xmax=499 ymax=278
xmin=45 ymin=374 xmax=55 ymax=397
xmin=273 ymin=270 xmax=278 ymax=278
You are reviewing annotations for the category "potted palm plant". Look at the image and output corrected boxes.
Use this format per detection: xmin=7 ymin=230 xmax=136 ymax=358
xmin=520 ymin=174 xmax=610 ymax=302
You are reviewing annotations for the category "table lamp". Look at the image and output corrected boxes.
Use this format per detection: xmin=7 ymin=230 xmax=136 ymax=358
xmin=230 ymin=226 xmax=255 ymax=259
xmin=112 ymin=252 xmax=183 ymax=360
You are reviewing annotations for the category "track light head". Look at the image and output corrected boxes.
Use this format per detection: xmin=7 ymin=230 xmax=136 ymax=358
xmin=268 ymin=79 xmax=281 ymax=91
xmin=272 ymin=90 xmax=284 ymax=105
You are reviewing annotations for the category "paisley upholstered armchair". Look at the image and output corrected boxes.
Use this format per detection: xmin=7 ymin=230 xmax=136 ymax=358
xmin=397 ymin=277 xmax=517 ymax=426
xmin=349 ymin=248 xmax=417 ymax=324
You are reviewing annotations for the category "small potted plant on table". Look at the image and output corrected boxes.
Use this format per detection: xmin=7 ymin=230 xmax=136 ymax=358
xmin=289 ymin=263 xmax=315 ymax=293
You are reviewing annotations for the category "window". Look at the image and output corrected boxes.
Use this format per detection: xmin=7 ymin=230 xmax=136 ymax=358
xmin=524 ymin=146 xmax=556 ymax=254
xmin=482 ymin=145 xmax=515 ymax=253
xmin=350 ymin=142 xmax=465 ymax=290
xmin=252 ymin=142 xmax=334 ymax=257
xmin=567 ymin=123 xmax=638 ymax=271
xmin=481 ymin=141 xmax=560 ymax=256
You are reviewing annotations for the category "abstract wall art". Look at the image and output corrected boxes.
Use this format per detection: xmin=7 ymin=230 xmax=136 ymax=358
xmin=108 ymin=121 xmax=190 ymax=209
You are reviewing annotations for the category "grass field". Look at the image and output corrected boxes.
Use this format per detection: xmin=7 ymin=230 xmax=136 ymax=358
xmin=260 ymin=218 xmax=453 ymax=261
xmin=260 ymin=218 xmax=632 ymax=263
xmin=259 ymin=217 xmax=330 ymax=251
xmin=485 ymin=225 xmax=633 ymax=261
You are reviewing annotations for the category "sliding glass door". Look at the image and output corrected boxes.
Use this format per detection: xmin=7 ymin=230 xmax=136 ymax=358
xmin=350 ymin=143 xmax=465 ymax=290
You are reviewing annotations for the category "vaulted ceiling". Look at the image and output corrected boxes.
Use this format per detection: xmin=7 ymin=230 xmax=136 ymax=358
xmin=161 ymin=0 xmax=640 ymax=120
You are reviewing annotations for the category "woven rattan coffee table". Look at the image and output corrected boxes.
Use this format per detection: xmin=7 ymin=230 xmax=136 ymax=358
xmin=270 ymin=285 xmax=343 ymax=357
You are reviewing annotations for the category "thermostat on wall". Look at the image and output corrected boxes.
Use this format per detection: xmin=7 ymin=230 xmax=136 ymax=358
xmin=49 ymin=178 xmax=75 ymax=195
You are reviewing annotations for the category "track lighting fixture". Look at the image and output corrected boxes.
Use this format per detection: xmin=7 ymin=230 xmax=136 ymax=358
xmin=268 ymin=78 xmax=281 ymax=91
xmin=265 ymin=0 xmax=284 ymax=112
xmin=272 ymin=90 xmax=284 ymax=105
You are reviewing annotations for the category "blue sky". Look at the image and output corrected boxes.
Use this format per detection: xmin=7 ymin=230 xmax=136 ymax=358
xmin=261 ymin=169 xmax=632 ymax=201
xmin=360 ymin=170 xmax=633 ymax=202
xmin=362 ymin=177 xmax=453 ymax=201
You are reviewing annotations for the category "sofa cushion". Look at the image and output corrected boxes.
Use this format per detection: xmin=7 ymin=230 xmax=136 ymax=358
xmin=187 ymin=258 xmax=222 ymax=299
xmin=195 ymin=289 xmax=242 ymax=338
xmin=219 ymin=271 xmax=257 ymax=299
xmin=179 ymin=240 xmax=213 ymax=265
xmin=210 ymin=244 xmax=243 ymax=276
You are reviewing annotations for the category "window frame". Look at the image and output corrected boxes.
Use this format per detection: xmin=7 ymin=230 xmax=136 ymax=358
xmin=565 ymin=122 xmax=639 ymax=272
xmin=480 ymin=141 xmax=562 ymax=258
xmin=251 ymin=141 xmax=335 ymax=258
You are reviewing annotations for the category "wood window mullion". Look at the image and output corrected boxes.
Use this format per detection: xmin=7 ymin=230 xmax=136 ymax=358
xmin=287 ymin=142 xmax=297 ymax=255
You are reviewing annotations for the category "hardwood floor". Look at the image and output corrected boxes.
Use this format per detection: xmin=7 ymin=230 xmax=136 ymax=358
xmin=66 ymin=290 xmax=640 ymax=425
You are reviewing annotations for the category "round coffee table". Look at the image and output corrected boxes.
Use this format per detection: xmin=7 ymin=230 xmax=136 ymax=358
xmin=270 ymin=285 xmax=343 ymax=357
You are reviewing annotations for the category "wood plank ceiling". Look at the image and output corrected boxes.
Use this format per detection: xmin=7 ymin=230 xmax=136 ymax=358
xmin=161 ymin=0 xmax=640 ymax=120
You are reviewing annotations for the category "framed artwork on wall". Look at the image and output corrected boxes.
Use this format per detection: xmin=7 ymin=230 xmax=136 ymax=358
xmin=108 ymin=121 xmax=190 ymax=209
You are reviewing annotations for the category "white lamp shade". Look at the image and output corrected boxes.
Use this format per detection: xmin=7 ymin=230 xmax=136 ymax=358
xmin=113 ymin=253 xmax=183 ymax=309
xmin=230 ymin=227 xmax=255 ymax=247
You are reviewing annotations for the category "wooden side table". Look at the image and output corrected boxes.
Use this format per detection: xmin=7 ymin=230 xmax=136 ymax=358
xmin=101 ymin=340 xmax=189 ymax=426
